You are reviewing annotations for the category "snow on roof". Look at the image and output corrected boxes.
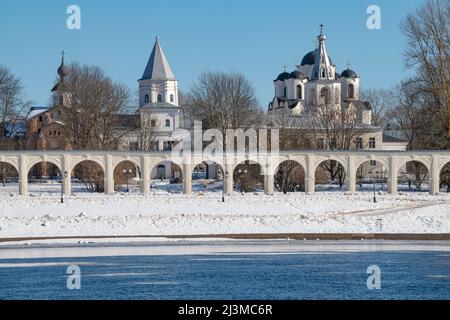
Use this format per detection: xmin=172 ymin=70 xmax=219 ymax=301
xmin=26 ymin=106 xmax=49 ymax=121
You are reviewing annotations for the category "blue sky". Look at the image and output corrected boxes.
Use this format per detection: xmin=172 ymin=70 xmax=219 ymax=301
xmin=0 ymin=0 xmax=424 ymax=108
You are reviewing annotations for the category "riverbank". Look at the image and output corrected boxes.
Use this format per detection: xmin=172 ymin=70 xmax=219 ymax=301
xmin=1 ymin=191 xmax=450 ymax=242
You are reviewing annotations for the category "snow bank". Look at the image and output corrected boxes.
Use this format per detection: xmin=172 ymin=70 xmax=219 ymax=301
xmin=1 ymin=186 xmax=449 ymax=238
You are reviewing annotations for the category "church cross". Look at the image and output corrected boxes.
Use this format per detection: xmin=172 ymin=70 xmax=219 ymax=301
xmin=320 ymin=23 xmax=324 ymax=34
xmin=282 ymin=63 xmax=288 ymax=72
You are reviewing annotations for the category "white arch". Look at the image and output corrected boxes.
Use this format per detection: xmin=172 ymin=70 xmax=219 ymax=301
xmin=70 ymin=157 xmax=106 ymax=174
xmin=0 ymin=159 xmax=19 ymax=174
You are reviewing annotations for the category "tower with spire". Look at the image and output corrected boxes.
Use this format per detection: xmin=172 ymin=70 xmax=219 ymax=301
xmin=138 ymin=38 xmax=181 ymax=153
xmin=310 ymin=24 xmax=335 ymax=81
xmin=138 ymin=37 xmax=179 ymax=107
xmin=51 ymin=50 xmax=69 ymax=107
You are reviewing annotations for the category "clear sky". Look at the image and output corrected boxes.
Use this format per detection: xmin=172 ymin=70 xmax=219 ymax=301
xmin=0 ymin=0 xmax=424 ymax=108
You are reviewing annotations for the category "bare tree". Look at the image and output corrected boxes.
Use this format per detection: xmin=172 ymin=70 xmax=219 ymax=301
xmin=400 ymin=0 xmax=450 ymax=146
xmin=137 ymin=110 xmax=156 ymax=151
xmin=184 ymin=71 xmax=263 ymax=134
xmin=61 ymin=63 xmax=132 ymax=150
xmin=391 ymin=81 xmax=426 ymax=149
xmin=0 ymin=65 xmax=29 ymax=150
xmin=308 ymin=102 xmax=361 ymax=187
xmin=360 ymin=88 xmax=396 ymax=128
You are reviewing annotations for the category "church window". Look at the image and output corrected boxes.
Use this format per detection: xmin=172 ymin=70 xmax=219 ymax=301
xmin=49 ymin=131 xmax=52 ymax=136
xmin=170 ymin=94 xmax=174 ymax=103
xmin=151 ymin=119 xmax=156 ymax=127
xmin=369 ymin=137 xmax=376 ymax=149
xmin=283 ymin=87 xmax=287 ymax=97
xmin=335 ymin=88 xmax=340 ymax=104
xmin=321 ymin=68 xmax=325 ymax=78
xmin=310 ymin=89 xmax=316 ymax=105
xmin=348 ymin=84 xmax=355 ymax=99
xmin=144 ymin=95 xmax=149 ymax=103
xmin=297 ymin=85 xmax=302 ymax=99
xmin=320 ymin=87 xmax=331 ymax=105
xmin=39 ymin=116 xmax=43 ymax=122
xmin=157 ymin=94 xmax=162 ymax=102
xmin=165 ymin=119 xmax=171 ymax=127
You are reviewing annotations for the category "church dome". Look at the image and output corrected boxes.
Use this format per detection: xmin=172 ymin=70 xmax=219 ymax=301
xmin=301 ymin=50 xmax=317 ymax=66
xmin=275 ymin=72 xmax=290 ymax=81
xmin=340 ymin=68 xmax=358 ymax=78
xmin=288 ymin=70 xmax=306 ymax=80
xmin=301 ymin=50 xmax=332 ymax=66
xmin=57 ymin=62 xmax=69 ymax=77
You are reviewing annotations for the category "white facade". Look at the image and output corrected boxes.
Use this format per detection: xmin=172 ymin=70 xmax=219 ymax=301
xmin=268 ymin=29 xmax=367 ymax=123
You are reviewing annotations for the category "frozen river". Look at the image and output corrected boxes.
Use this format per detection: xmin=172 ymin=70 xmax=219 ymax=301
xmin=0 ymin=240 xmax=449 ymax=300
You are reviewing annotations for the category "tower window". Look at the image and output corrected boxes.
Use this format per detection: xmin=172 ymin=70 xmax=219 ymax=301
xmin=170 ymin=94 xmax=174 ymax=103
xmin=321 ymin=68 xmax=325 ymax=78
xmin=297 ymin=85 xmax=302 ymax=99
xmin=310 ymin=88 xmax=316 ymax=105
xmin=283 ymin=87 xmax=287 ymax=97
xmin=320 ymin=87 xmax=331 ymax=105
xmin=157 ymin=94 xmax=162 ymax=102
xmin=348 ymin=84 xmax=355 ymax=99
xmin=144 ymin=95 xmax=149 ymax=103
xmin=165 ymin=119 xmax=171 ymax=127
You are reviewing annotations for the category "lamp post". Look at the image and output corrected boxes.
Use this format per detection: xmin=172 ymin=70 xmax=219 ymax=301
xmin=369 ymin=171 xmax=380 ymax=203
xmin=123 ymin=169 xmax=132 ymax=193
xmin=222 ymin=171 xmax=229 ymax=203
xmin=238 ymin=169 xmax=248 ymax=194
xmin=61 ymin=170 xmax=68 ymax=204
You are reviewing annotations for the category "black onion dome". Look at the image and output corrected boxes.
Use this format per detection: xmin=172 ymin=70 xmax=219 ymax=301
xmin=57 ymin=63 xmax=69 ymax=77
xmin=289 ymin=70 xmax=306 ymax=79
xmin=301 ymin=50 xmax=317 ymax=66
xmin=301 ymin=49 xmax=333 ymax=66
xmin=275 ymin=72 xmax=290 ymax=81
xmin=340 ymin=68 xmax=358 ymax=78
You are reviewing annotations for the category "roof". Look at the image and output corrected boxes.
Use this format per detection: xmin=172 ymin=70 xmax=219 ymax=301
xmin=340 ymin=68 xmax=358 ymax=78
xmin=289 ymin=70 xmax=307 ymax=80
xmin=140 ymin=38 xmax=176 ymax=81
xmin=382 ymin=134 xmax=408 ymax=143
xmin=275 ymin=72 xmax=290 ymax=81
xmin=26 ymin=106 xmax=49 ymax=121
xmin=301 ymin=50 xmax=316 ymax=66
xmin=301 ymin=49 xmax=333 ymax=66
xmin=140 ymin=102 xmax=181 ymax=109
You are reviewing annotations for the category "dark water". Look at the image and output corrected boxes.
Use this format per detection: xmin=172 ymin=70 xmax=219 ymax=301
xmin=0 ymin=244 xmax=450 ymax=300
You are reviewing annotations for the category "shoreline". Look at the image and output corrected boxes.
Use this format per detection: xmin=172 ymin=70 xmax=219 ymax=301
xmin=1 ymin=233 xmax=450 ymax=245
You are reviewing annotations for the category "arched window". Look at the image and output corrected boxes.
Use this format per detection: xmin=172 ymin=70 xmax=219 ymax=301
xmin=297 ymin=85 xmax=302 ymax=99
xmin=335 ymin=88 xmax=340 ymax=104
xmin=320 ymin=87 xmax=330 ymax=105
xmin=310 ymin=88 xmax=316 ymax=105
xmin=321 ymin=68 xmax=325 ymax=78
xmin=170 ymin=94 xmax=174 ymax=103
xmin=144 ymin=95 xmax=149 ymax=103
xmin=348 ymin=84 xmax=355 ymax=99
xmin=157 ymin=94 xmax=162 ymax=102
xmin=165 ymin=119 xmax=171 ymax=127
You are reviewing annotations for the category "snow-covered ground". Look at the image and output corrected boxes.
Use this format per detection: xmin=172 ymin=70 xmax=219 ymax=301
xmin=0 ymin=180 xmax=449 ymax=240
